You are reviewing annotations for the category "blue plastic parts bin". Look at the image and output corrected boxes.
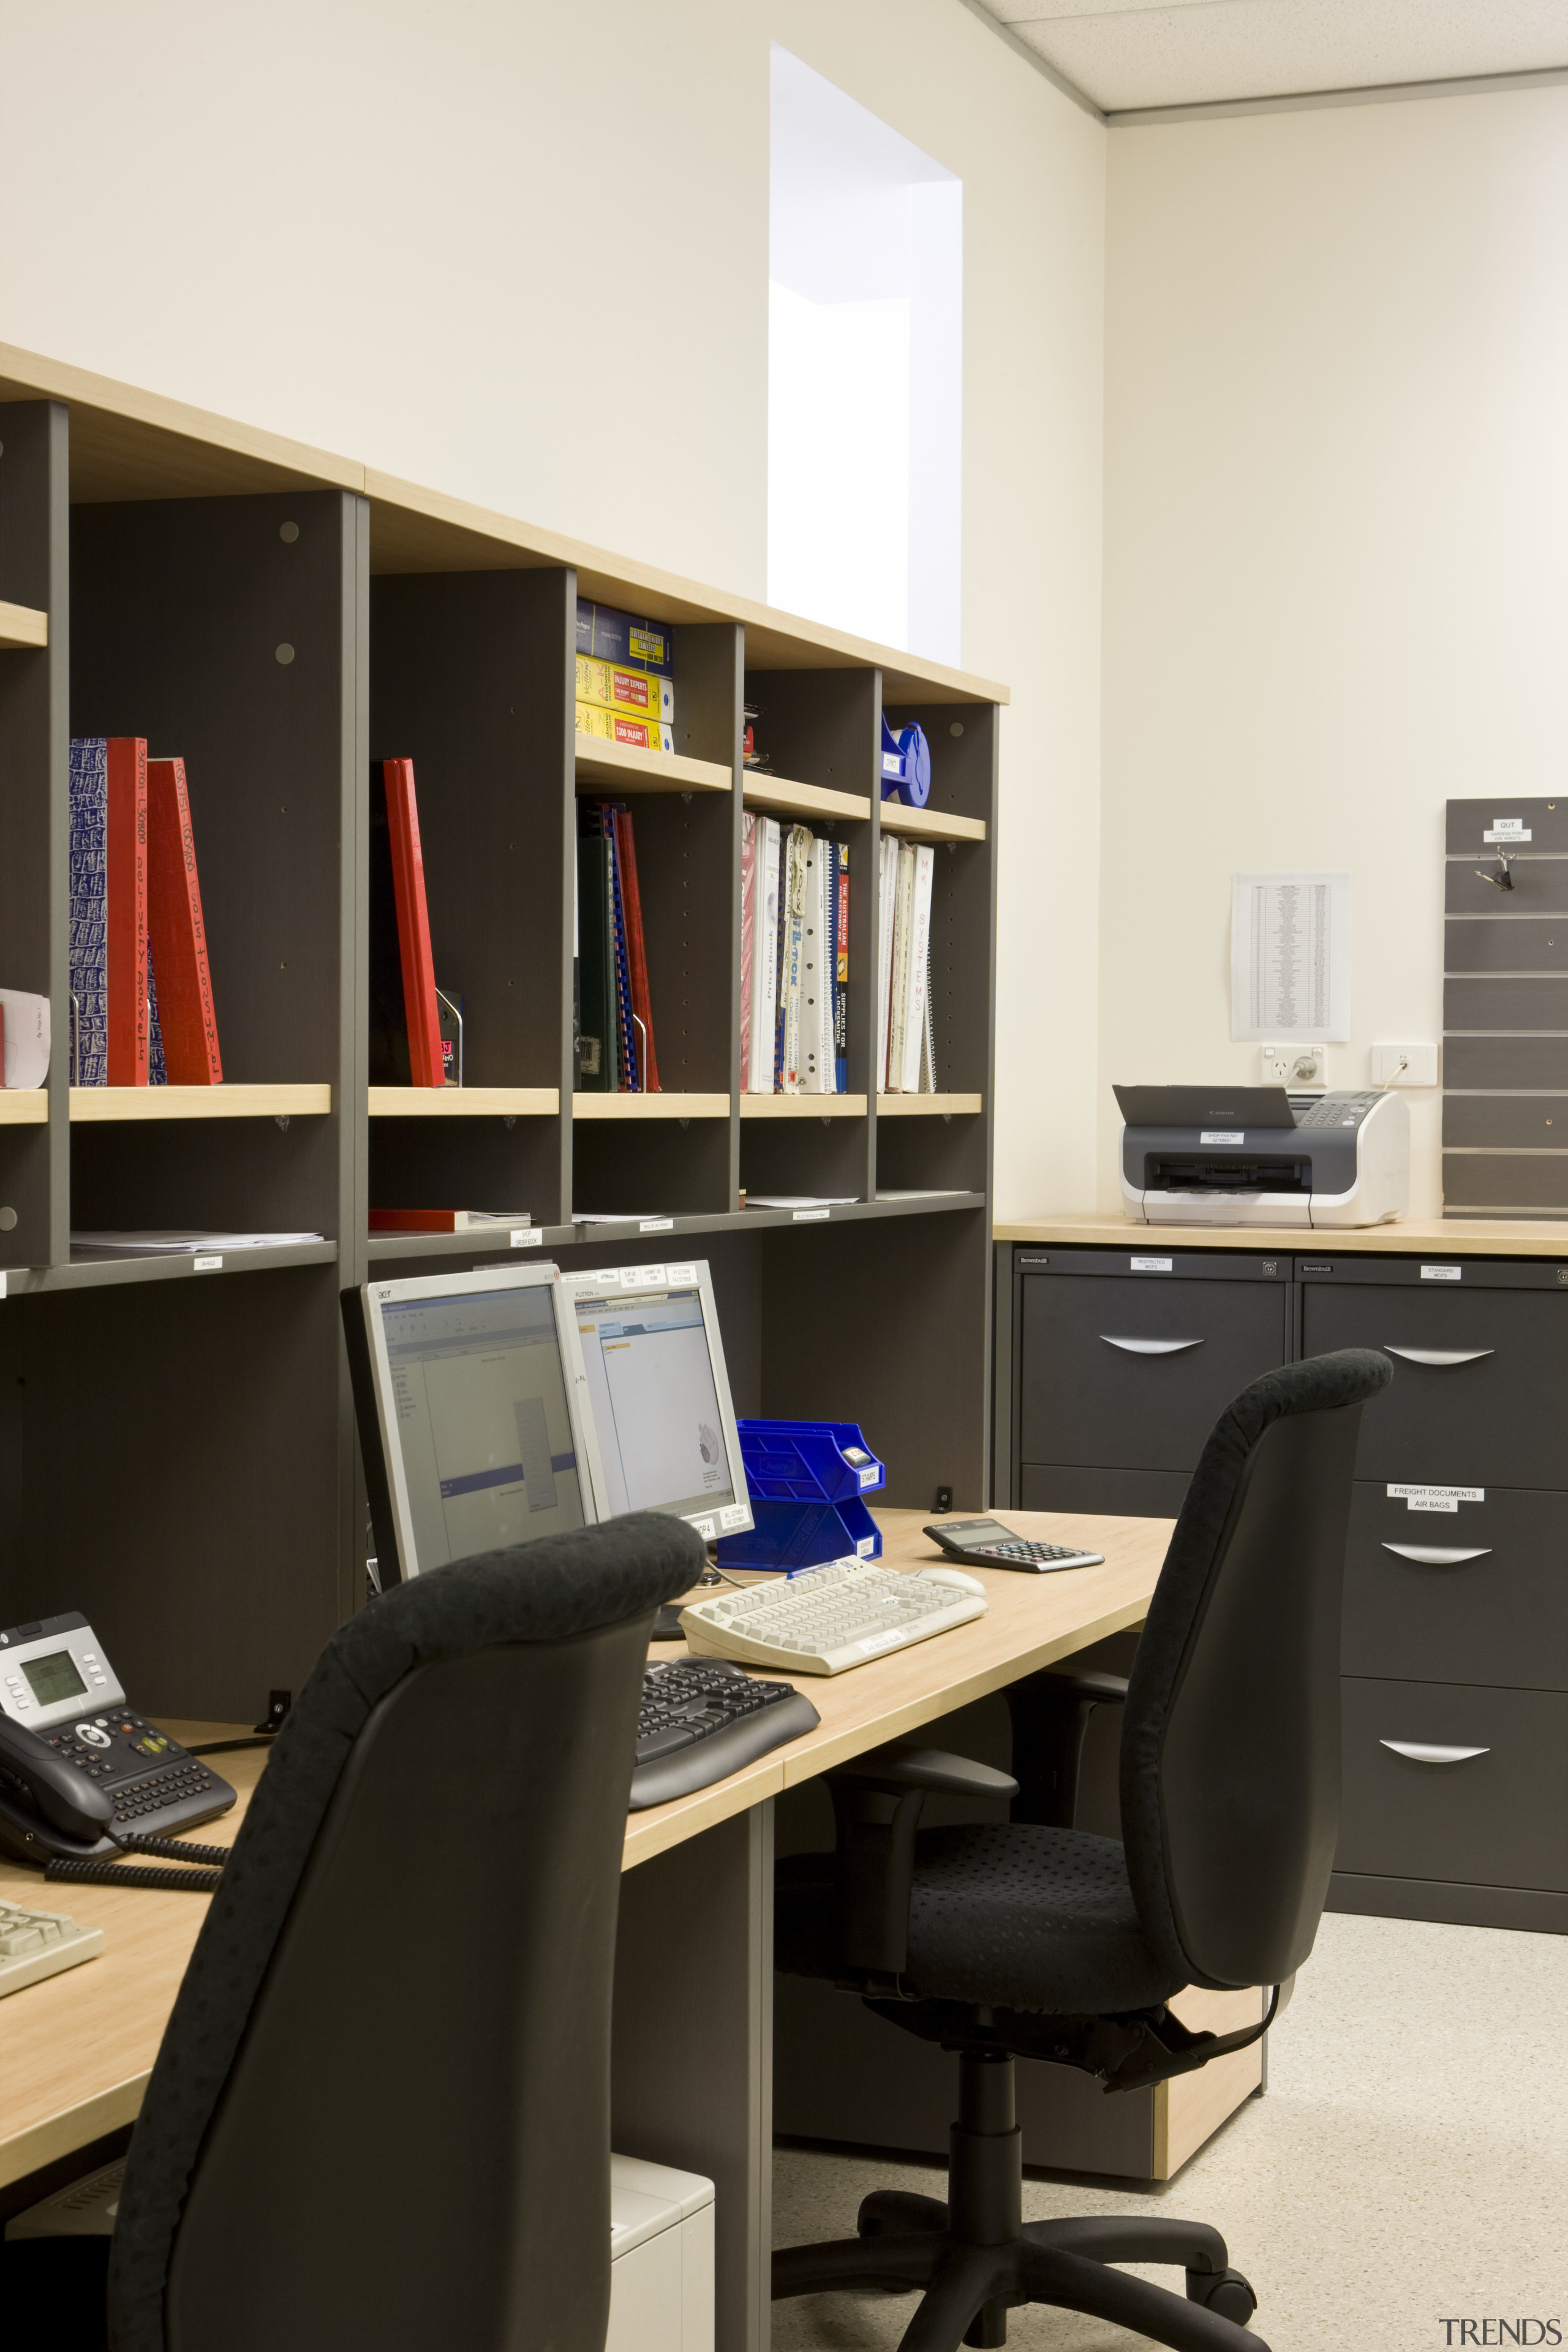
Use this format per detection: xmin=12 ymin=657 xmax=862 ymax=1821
xmin=716 ymin=1419 xmax=886 ymax=1574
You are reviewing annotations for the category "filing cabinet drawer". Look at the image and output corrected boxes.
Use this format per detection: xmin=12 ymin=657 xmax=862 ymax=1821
xmin=1342 ymin=1485 xmax=1568 ymax=1690
xmin=1019 ymin=1269 xmax=1287 ymax=1474
xmin=1019 ymin=1464 xmax=1191 ymax=1521
xmin=1338 ymin=1678 xmax=1568 ymax=1891
xmin=1302 ymin=1280 xmax=1568 ymax=1487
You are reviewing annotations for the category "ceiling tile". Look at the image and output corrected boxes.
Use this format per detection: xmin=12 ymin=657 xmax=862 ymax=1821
xmin=977 ymin=0 xmax=1568 ymax=110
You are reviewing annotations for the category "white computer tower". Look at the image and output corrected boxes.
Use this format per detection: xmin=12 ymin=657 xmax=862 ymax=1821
xmin=609 ymin=2153 xmax=715 ymax=2352
xmin=8 ymin=2150 xmax=715 ymax=2352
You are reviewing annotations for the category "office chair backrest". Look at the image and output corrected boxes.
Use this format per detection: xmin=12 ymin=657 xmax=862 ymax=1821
xmin=1118 ymin=1349 xmax=1391 ymax=1995
xmin=108 ymin=1512 xmax=704 ymax=2352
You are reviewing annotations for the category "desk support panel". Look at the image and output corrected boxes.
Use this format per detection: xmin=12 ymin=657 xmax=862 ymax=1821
xmin=613 ymin=1804 xmax=775 ymax=2352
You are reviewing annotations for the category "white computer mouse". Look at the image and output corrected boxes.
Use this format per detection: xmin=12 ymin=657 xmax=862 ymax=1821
xmin=917 ymin=1566 xmax=986 ymax=1597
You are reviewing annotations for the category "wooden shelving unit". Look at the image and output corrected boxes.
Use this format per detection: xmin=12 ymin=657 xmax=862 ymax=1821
xmin=573 ymin=735 xmax=730 ymax=796
xmin=880 ymin=802 xmax=987 ymax=844
xmin=742 ymin=774 xmax=869 ymax=826
xmin=368 ymin=1086 xmax=558 ymax=1118
xmin=572 ymin=1092 xmax=731 ymax=1120
xmin=740 ymin=1094 xmax=869 ymax=1118
xmin=0 ymin=598 xmax=47 ymax=650
xmin=876 ymin=1093 xmax=984 ymax=1117
xmin=70 ymin=1084 xmax=332 ymax=1121
xmin=0 ymin=343 xmax=1002 ymax=1725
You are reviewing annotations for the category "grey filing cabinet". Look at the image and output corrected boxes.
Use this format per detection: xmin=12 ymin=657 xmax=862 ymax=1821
xmin=998 ymin=1240 xmax=1568 ymax=1936
xmin=1008 ymin=1245 xmax=1292 ymax=1517
xmin=1300 ymin=1252 xmax=1568 ymax=1934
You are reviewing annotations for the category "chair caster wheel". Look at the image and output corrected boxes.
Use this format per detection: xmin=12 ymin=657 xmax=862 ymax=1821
xmin=1186 ymin=2267 xmax=1257 ymax=2326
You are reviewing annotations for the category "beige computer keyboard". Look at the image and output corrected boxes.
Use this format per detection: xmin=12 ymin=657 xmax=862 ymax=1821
xmin=679 ymin=1556 xmax=987 ymax=1675
xmin=0 ymin=1899 xmax=104 ymax=1997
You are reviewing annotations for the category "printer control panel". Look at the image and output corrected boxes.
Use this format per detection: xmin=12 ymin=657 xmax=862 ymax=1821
xmin=1292 ymin=1092 xmax=1381 ymax=1129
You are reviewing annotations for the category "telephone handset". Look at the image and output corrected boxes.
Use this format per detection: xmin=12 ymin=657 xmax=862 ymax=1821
xmin=0 ymin=1611 xmax=236 ymax=1867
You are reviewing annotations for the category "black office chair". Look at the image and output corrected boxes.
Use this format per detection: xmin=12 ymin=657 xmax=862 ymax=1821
xmin=2 ymin=1509 xmax=704 ymax=2352
xmin=774 ymin=1348 xmax=1392 ymax=2352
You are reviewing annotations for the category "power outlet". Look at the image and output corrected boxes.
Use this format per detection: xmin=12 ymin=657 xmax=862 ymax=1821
xmin=1371 ymin=1041 xmax=1438 ymax=1087
xmin=1261 ymin=1042 xmax=1328 ymax=1090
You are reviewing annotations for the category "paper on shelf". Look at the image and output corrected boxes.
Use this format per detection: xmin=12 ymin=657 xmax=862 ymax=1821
xmin=1231 ymin=870 xmax=1351 ymax=1042
xmin=0 ymin=990 xmax=50 ymax=1090
xmin=742 ymin=1194 xmax=858 ymax=1210
xmin=71 ymin=1230 xmax=324 ymax=1254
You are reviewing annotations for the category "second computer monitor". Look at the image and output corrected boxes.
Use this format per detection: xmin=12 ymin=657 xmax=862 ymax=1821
xmin=563 ymin=1261 xmax=753 ymax=1545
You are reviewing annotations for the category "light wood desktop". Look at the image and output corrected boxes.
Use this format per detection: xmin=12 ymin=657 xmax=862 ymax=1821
xmin=0 ymin=1507 xmax=1248 ymax=2352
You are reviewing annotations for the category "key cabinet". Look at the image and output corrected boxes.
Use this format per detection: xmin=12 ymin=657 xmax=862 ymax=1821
xmin=0 ymin=342 xmax=1003 ymax=1723
xmin=995 ymin=1221 xmax=1568 ymax=1935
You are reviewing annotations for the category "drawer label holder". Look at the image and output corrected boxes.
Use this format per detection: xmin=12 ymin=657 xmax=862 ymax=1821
xmin=1386 ymin=1483 xmax=1484 ymax=1513
xmin=1129 ymin=1256 xmax=1173 ymax=1273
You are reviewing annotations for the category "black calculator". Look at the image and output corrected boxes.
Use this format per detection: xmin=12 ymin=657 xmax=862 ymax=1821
xmin=923 ymin=1517 xmax=1104 ymax=1574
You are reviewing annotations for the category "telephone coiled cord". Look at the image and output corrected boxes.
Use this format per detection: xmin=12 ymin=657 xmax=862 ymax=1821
xmin=44 ymin=1829 xmax=229 ymax=1894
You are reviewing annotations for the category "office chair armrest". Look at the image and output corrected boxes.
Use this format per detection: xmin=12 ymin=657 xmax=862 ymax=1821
xmin=824 ymin=1746 xmax=1019 ymax=1984
xmin=1004 ymin=1669 xmax=1129 ymax=1828
xmin=827 ymin=1743 xmax=1020 ymax=1802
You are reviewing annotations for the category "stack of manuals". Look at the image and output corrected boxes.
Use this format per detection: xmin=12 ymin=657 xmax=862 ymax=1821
xmin=877 ymin=838 xmax=937 ymax=1093
xmin=740 ymin=816 xmax=848 ymax=1095
xmin=575 ymin=602 xmax=676 ymax=755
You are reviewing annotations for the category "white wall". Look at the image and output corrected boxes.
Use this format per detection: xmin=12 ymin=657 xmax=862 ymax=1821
xmin=1099 ymin=85 xmax=1568 ymax=1217
xmin=0 ymin=0 xmax=1107 ymax=1223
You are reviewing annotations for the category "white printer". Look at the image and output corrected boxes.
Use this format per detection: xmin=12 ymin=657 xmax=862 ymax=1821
xmin=1115 ymin=1084 xmax=1409 ymax=1229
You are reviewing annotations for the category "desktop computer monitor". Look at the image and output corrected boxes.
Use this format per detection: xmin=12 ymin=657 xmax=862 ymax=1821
xmin=342 ymin=1263 xmax=605 ymax=1583
xmin=560 ymin=1259 xmax=753 ymax=1546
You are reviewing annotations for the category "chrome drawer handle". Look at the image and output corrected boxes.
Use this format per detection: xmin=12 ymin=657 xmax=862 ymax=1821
xmin=1384 ymin=1346 xmax=1494 ymax=1367
xmin=1380 ymin=1739 xmax=1491 ymax=1764
xmin=1379 ymin=1544 xmax=1493 ymax=1566
xmin=1099 ymin=1336 xmax=1204 ymax=1355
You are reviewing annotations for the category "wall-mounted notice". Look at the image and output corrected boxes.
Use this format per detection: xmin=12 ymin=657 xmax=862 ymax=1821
xmin=1231 ymin=871 xmax=1351 ymax=1042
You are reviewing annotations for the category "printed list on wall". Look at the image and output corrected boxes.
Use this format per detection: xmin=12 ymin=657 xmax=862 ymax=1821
xmin=1230 ymin=870 xmax=1351 ymax=1042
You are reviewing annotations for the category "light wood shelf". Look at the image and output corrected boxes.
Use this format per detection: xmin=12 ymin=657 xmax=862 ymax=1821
xmin=0 ymin=1091 xmax=48 ymax=1125
xmin=742 ymin=774 xmax=870 ymax=826
xmin=69 ymin=1084 xmax=331 ymax=1122
xmin=880 ymin=803 xmax=987 ymax=844
xmin=571 ymin=1091 xmax=731 ymax=1120
xmin=740 ymin=1093 xmax=867 ymax=1118
xmin=876 ymin=1092 xmax=984 ymax=1117
xmin=0 ymin=600 xmax=47 ymax=651
xmin=574 ymin=734 xmax=731 ymax=797
xmin=368 ymin=1085 xmax=558 ymax=1118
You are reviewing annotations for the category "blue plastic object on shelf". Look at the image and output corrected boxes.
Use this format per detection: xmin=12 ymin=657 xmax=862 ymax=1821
xmin=716 ymin=1419 xmax=886 ymax=1574
xmin=879 ymin=716 xmax=931 ymax=807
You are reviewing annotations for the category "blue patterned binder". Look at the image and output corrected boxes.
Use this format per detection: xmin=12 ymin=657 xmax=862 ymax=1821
xmin=68 ymin=739 xmax=109 ymax=1084
xmin=604 ymin=812 xmax=641 ymax=1091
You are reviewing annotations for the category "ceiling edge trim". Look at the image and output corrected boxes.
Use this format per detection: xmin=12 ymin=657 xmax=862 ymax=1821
xmin=1106 ymin=59 xmax=1568 ymax=128
xmin=952 ymin=0 xmax=1107 ymax=125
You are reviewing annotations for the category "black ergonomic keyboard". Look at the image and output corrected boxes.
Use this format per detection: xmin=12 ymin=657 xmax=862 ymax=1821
xmin=41 ymin=1711 xmax=236 ymax=1840
xmin=630 ymin=1659 xmax=820 ymax=1809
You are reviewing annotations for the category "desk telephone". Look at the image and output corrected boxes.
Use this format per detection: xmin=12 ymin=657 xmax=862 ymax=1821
xmin=0 ymin=1611 xmax=236 ymax=1868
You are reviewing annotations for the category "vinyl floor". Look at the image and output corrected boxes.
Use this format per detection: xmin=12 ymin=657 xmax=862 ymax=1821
xmin=771 ymin=1909 xmax=1568 ymax=2349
